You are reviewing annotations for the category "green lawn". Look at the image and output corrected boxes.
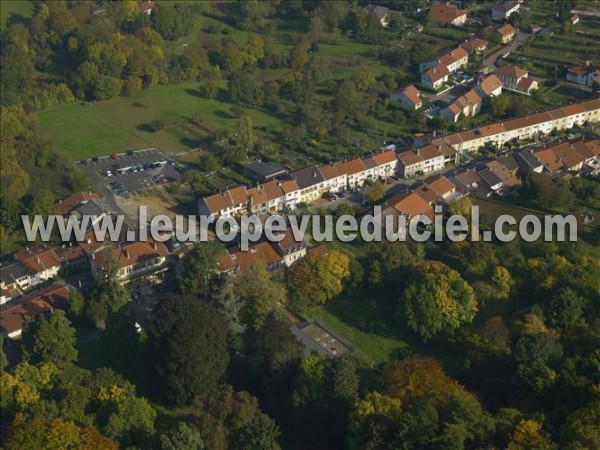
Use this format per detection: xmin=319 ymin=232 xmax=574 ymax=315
xmin=304 ymin=292 xmax=460 ymax=372
xmin=1 ymin=0 xmax=32 ymax=29
xmin=38 ymin=82 xmax=286 ymax=160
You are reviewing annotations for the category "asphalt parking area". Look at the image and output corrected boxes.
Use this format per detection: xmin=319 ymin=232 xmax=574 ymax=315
xmin=78 ymin=148 xmax=183 ymax=196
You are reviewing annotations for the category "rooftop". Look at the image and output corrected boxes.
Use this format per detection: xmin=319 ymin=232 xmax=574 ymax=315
xmin=429 ymin=4 xmax=467 ymax=24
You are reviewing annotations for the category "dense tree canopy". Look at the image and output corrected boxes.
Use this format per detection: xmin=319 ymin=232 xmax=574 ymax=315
xmin=399 ymin=261 xmax=478 ymax=339
xmin=287 ymin=251 xmax=350 ymax=308
xmin=150 ymin=294 xmax=229 ymax=405
xmin=22 ymin=311 xmax=78 ymax=365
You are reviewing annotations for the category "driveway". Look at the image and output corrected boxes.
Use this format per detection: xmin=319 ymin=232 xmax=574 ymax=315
xmin=482 ymin=30 xmax=530 ymax=70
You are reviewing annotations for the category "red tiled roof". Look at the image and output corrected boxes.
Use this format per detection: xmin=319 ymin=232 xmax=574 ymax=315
xmin=221 ymin=242 xmax=283 ymax=274
xmin=280 ymin=180 xmax=299 ymax=194
xmin=496 ymin=64 xmax=528 ymax=80
xmin=94 ymin=240 xmax=169 ymax=272
xmin=395 ymin=85 xmax=421 ymax=106
xmin=14 ymin=246 xmax=60 ymax=273
xmin=392 ymin=192 xmax=435 ymax=220
xmin=54 ymin=192 xmax=98 ymax=215
xmin=426 ymin=65 xmax=450 ymax=83
xmin=341 ymin=158 xmax=367 ymax=176
xmin=517 ymin=77 xmax=537 ymax=92
xmin=534 ymin=148 xmax=564 ymax=172
xmin=429 ymin=4 xmax=467 ymax=24
xmin=460 ymin=37 xmax=488 ymax=52
xmin=478 ymin=74 xmax=503 ymax=95
xmin=372 ymin=149 xmax=398 ymax=166
xmin=497 ymin=23 xmax=516 ymax=37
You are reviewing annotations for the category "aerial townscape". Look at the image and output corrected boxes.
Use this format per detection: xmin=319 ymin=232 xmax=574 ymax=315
xmin=1 ymin=1 xmax=599 ymax=449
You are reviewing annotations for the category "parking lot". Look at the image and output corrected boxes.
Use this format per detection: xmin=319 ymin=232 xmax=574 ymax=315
xmin=78 ymin=148 xmax=183 ymax=197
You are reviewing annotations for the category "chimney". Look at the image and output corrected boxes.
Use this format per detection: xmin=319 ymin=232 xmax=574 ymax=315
xmin=416 ymin=148 xmax=421 ymax=156
xmin=152 ymin=241 xmax=157 ymax=250
xmin=124 ymin=249 xmax=130 ymax=259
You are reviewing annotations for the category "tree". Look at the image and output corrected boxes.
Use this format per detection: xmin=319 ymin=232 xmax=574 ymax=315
xmin=213 ymin=279 xmax=246 ymax=349
xmin=159 ymin=422 xmax=204 ymax=450
xmin=228 ymin=70 xmax=264 ymax=106
xmin=561 ymin=400 xmax=600 ymax=449
xmin=290 ymin=354 xmax=359 ymax=445
xmin=287 ymin=251 xmax=350 ymax=308
xmin=491 ymin=266 xmax=511 ymax=300
xmin=22 ymin=311 xmax=77 ymax=365
xmin=239 ymin=1 xmax=275 ymax=32
xmin=489 ymin=94 xmax=510 ymax=117
xmin=348 ymin=391 xmax=404 ymax=450
xmin=237 ymin=114 xmax=254 ymax=156
xmin=101 ymin=309 xmax=140 ymax=369
xmin=514 ymin=332 xmax=563 ymax=394
xmin=1 ymin=335 xmax=8 ymax=370
xmin=31 ymin=189 xmax=55 ymax=217
xmin=366 ymin=181 xmax=385 ymax=203
xmin=200 ymin=66 xmax=220 ymax=99
xmin=546 ymin=287 xmax=586 ymax=329
xmin=86 ymin=278 xmax=129 ymax=325
xmin=150 ymin=295 xmax=229 ymax=405
xmin=246 ymin=319 xmax=303 ymax=413
xmin=352 ymin=67 xmax=375 ymax=92
xmin=152 ymin=2 xmax=193 ymax=40
xmin=177 ymin=240 xmax=224 ymax=298
xmin=68 ymin=288 xmax=85 ymax=318
xmin=289 ymin=38 xmax=309 ymax=69
xmin=192 ymin=385 xmax=280 ymax=450
xmin=236 ymin=262 xmax=286 ymax=330
xmin=5 ymin=418 xmax=118 ymax=450
xmin=447 ymin=196 xmax=473 ymax=218
xmin=507 ymin=419 xmax=557 ymax=450
xmin=400 ymin=261 xmax=477 ymax=339
xmin=384 ymin=358 xmax=465 ymax=406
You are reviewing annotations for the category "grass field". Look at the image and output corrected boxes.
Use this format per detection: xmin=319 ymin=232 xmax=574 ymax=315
xmin=1 ymin=0 xmax=32 ymax=29
xmin=38 ymin=82 xmax=286 ymax=160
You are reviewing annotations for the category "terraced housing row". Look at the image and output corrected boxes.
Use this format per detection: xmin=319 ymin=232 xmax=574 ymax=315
xmin=198 ymin=98 xmax=600 ymax=220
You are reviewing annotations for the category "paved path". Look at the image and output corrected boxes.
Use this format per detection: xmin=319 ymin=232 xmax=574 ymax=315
xmin=482 ymin=30 xmax=530 ymax=70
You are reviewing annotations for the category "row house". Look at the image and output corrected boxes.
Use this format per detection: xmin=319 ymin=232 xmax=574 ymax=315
xmin=441 ymin=89 xmax=482 ymax=122
xmin=420 ymin=47 xmax=469 ymax=74
xmin=291 ymin=166 xmax=327 ymax=204
xmin=397 ymin=143 xmax=458 ymax=178
xmin=1 ymin=283 xmax=69 ymax=339
xmin=341 ymin=158 xmax=369 ymax=188
xmin=0 ymin=246 xmax=63 ymax=303
xmin=433 ymin=98 xmax=600 ymax=154
xmin=371 ymin=149 xmax=399 ymax=179
xmin=534 ymin=140 xmax=600 ymax=173
xmin=319 ymin=162 xmax=348 ymax=193
xmin=420 ymin=47 xmax=468 ymax=89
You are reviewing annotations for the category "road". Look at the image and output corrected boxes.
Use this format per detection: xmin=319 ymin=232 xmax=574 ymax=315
xmin=482 ymin=30 xmax=530 ymax=70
